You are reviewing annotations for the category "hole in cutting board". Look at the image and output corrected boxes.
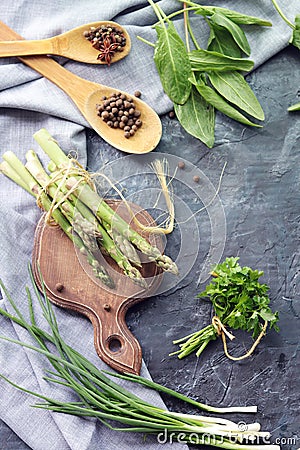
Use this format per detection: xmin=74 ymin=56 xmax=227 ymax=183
xmin=108 ymin=336 xmax=122 ymax=353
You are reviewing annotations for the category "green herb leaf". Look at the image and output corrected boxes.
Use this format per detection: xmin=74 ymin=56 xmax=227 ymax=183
xmin=192 ymin=4 xmax=272 ymax=26
xmin=192 ymin=77 xmax=262 ymax=127
xmin=207 ymin=25 xmax=242 ymax=58
xmin=154 ymin=21 xmax=192 ymax=104
xmin=288 ymin=101 xmax=300 ymax=111
xmin=209 ymin=13 xmax=251 ymax=56
xmin=174 ymin=85 xmax=215 ymax=148
xmin=259 ymin=308 xmax=278 ymax=323
xmin=291 ymin=14 xmax=300 ymax=50
xmin=189 ymin=49 xmax=254 ymax=72
xmin=208 ymin=71 xmax=264 ymax=121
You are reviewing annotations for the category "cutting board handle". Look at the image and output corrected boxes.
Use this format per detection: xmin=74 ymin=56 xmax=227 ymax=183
xmin=89 ymin=296 xmax=143 ymax=374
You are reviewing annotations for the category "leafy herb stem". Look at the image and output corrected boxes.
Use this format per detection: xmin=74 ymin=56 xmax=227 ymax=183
xmin=183 ymin=4 xmax=199 ymax=88
xmin=152 ymin=6 xmax=198 ymax=26
xmin=183 ymin=3 xmax=201 ymax=52
xmin=136 ymin=35 xmax=155 ymax=47
xmin=270 ymin=0 xmax=295 ymax=29
xmin=148 ymin=0 xmax=165 ymax=25
xmin=183 ymin=2 xmax=191 ymax=52
xmin=187 ymin=17 xmax=201 ymax=50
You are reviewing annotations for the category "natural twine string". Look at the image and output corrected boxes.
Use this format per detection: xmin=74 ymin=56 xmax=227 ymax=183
xmin=92 ymin=158 xmax=175 ymax=235
xmin=36 ymin=157 xmax=95 ymax=225
xmin=36 ymin=156 xmax=174 ymax=234
xmin=212 ymin=315 xmax=268 ymax=361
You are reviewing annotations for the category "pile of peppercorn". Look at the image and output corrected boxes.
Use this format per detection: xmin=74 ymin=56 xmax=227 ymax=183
xmin=96 ymin=93 xmax=142 ymax=138
xmin=83 ymin=25 xmax=127 ymax=65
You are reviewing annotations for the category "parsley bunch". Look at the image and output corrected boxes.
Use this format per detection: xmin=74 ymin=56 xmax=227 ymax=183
xmin=171 ymin=257 xmax=279 ymax=360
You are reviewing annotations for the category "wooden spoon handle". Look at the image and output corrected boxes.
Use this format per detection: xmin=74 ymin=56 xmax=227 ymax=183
xmin=0 ymin=20 xmax=25 ymax=41
xmin=0 ymin=21 xmax=99 ymax=106
xmin=0 ymin=38 xmax=54 ymax=57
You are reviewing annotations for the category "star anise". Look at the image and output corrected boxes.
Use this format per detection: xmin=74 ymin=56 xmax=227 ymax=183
xmin=96 ymin=38 xmax=120 ymax=66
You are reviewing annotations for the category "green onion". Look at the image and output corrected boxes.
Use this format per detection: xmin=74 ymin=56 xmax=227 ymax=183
xmin=0 ymin=267 xmax=279 ymax=449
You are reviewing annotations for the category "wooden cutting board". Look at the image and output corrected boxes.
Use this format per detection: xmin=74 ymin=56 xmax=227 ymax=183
xmin=32 ymin=200 xmax=163 ymax=375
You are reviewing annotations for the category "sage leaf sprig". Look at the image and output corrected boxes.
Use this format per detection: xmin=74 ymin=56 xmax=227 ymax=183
xmin=189 ymin=49 xmax=254 ymax=72
xmin=181 ymin=1 xmax=272 ymax=27
xmin=207 ymin=24 xmax=243 ymax=57
xmin=207 ymin=71 xmax=265 ymax=121
xmin=0 ymin=267 xmax=281 ymax=450
xmin=143 ymin=1 xmax=270 ymax=148
xmin=208 ymin=12 xmax=251 ymax=56
xmin=192 ymin=75 xmax=262 ymax=128
xmin=171 ymin=257 xmax=279 ymax=360
xmin=154 ymin=19 xmax=192 ymax=104
xmin=174 ymin=85 xmax=215 ymax=147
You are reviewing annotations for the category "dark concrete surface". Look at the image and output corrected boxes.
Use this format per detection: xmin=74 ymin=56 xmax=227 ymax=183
xmin=1 ymin=45 xmax=299 ymax=449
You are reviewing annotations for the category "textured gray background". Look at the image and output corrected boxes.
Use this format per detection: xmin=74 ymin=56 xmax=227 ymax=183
xmin=1 ymin=44 xmax=299 ymax=449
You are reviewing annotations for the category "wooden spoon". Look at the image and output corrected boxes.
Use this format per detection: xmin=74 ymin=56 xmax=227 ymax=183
xmin=0 ymin=21 xmax=162 ymax=154
xmin=0 ymin=21 xmax=131 ymax=64
xmin=32 ymin=200 xmax=164 ymax=375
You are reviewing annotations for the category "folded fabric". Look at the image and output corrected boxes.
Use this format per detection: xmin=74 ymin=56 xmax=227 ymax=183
xmin=0 ymin=1 xmax=298 ymax=449
xmin=0 ymin=0 xmax=296 ymax=117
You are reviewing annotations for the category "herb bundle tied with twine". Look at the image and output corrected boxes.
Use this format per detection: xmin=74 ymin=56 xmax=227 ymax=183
xmin=171 ymin=257 xmax=279 ymax=360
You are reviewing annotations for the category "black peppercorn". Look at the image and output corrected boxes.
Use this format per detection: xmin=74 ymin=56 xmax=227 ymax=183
xmin=96 ymin=92 xmax=143 ymax=138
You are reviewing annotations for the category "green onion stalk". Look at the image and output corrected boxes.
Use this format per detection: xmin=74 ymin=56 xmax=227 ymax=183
xmin=0 ymin=270 xmax=280 ymax=450
xmin=0 ymin=128 xmax=178 ymax=288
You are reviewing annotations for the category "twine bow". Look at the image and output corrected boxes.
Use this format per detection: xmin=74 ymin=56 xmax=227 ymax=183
xmin=36 ymin=157 xmax=95 ymax=225
xmin=212 ymin=315 xmax=268 ymax=361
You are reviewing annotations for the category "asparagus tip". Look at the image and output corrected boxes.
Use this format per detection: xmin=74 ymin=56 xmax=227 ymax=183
xmin=156 ymin=255 xmax=178 ymax=275
xmin=123 ymin=266 xmax=148 ymax=289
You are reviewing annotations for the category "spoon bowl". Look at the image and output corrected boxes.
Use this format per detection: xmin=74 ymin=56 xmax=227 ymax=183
xmin=0 ymin=21 xmax=162 ymax=154
xmin=0 ymin=21 xmax=131 ymax=64
xmin=84 ymin=87 xmax=162 ymax=153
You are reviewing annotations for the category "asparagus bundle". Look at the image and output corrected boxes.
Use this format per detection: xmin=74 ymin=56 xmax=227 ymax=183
xmin=0 ymin=129 xmax=178 ymax=289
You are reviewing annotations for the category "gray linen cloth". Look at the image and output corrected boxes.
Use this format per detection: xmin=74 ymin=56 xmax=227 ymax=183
xmin=0 ymin=1 xmax=297 ymax=449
